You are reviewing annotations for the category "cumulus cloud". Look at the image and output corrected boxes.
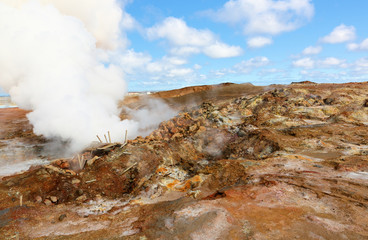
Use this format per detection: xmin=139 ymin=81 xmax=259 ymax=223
xmin=116 ymin=49 xmax=198 ymax=83
xmin=320 ymin=57 xmax=346 ymax=67
xmin=247 ymin=37 xmax=273 ymax=48
xmin=194 ymin=64 xmax=202 ymax=70
xmin=353 ymin=58 xmax=368 ymax=74
xmin=203 ymin=42 xmax=243 ymax=58
xmin=293 ymin=57 xmax=347 ymax=69
xmin=234 ymin=56 xmax=270 ymax=73
xmin=293 ymin=57 xmax=315 ymax=69
xmin=146 ymin=17 xmax=243 ymax=58
xmin=206 ymin=0 xmax=314 ymax=35
xmin=347 ymin=38 xmax=368 ymax=51
xmin=302 ymin=46 xmax=322 ymax=55
xmin=118 ymin=50 xmax=152 ymax=74
xmin=321 ymin=24 xmax=356 ymax=44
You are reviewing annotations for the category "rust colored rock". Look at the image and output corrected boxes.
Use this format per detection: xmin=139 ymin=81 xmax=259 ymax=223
xmin=76 ymin=195 xmax=87 ymax=202
xmin=60 ymin=162 xmax=70 ymax=169
xmin=50 ymin=196 xmax=58 ymax=203
xmin=44 ymin=199 xmax=52 ymax=206
xmin=171 ymin=133 xmax=183 ymax=139
xmin=35 ymin=196 xmax=42 ymax=203
xmin=71 ymin=179 xmax=81 ymax=184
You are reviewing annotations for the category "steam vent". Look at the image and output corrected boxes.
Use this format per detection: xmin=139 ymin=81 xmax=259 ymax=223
xmin=1 ymin=82 xmax=368 ymax=239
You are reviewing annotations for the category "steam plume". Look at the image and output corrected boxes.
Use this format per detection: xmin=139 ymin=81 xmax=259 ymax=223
xmin=0 ymin=1 xmax=171 ymax=153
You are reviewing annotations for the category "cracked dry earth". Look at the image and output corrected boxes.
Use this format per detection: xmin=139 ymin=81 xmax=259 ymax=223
xmin=1 ymin=82 xmax=368 ymax=239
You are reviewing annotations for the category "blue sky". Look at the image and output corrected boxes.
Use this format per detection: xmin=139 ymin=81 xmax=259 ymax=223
xmin=1 ymin=0 xmax=368 ymax=93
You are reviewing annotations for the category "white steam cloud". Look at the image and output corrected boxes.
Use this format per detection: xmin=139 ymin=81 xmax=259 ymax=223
xmin=0 ymin=1 xmax=173 ymax=153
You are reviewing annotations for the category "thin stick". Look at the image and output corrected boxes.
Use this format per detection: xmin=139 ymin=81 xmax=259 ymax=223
xmin=96 ymin=135 xmax=102 ymax=143
xmin=77 ymin=154 xmax=85 ymax=169
xmin=86 ymin=179 xmax=96 ymax=183
xmin=20 ymin=195 xmax=23 ymax=207
xmin=108 ymin=131 xmax=112 ymax=143
xmin=104 ymin=134 xmax=108 ymax=143
xmin=81 ymin=155 xmax=84 ymax=169
xmin=77 ymin=154 xmax=81 ymax=168
xmin=124 ymin=130 xmax=128 ymax=144
xmin=121 ymin=162 xmax=138 ymax=175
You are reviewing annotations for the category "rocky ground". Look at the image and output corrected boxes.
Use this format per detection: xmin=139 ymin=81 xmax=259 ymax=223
xmin=1 ymin=82 xmax=368 ymax=239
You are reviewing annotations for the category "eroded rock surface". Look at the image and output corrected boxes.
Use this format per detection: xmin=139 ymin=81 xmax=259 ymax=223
xmin=1 ymin=82 xmax=368 ymax=239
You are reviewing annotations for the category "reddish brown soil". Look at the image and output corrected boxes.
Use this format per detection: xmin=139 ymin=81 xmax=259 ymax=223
xmin=0 ymin=108 xmax=45 ymax=143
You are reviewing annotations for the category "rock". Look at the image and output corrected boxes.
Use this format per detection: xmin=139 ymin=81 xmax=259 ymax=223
xmin=364 ymin=99 xmax=368 ymax=107
xmin=35 ymin=196 xmax=42 ymax=203
xmin=44 ymin=199 xmax=52 ymax=206
xmin=72 ymin=179 xmax=81 ymax=184
xmin=323 ymin=98 xmax=334 ymax=105
xmin=197 ymin=126 xmax=206 ymax=132
xmin=240 ymin=108 xmax=253 ymax=117
xmin=76 ymin=189 xmax=84 ymax=196
xmin=50 ymin=196 xmax=58 ymax=203
xmin=76 ymin=195 xmax=87 ymax=202
xmin=321 ymin=106 xmax=339 ymax=116
xmin=189 ymin=124 xmax=198 ymax=132
xmin=172 ymin=133 xmax=183 ymax=139
xmin=58 ymin=214 xmax=67 ymax=221
xmin=60 ymin=162 xmax=70 ymax=169
xmin=5 ymin=181 xmax=15 ymax=187
xmin=237 ymin=130 xmax=246 ymax=137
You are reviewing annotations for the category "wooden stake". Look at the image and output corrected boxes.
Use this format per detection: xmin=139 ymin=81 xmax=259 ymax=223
xmin=104 ymin=134 xmax=108 ymax=143
xmin=121 ymin=162 xmax=137 ymax=175
xmin=77 ymin=154 xmax=81 ymax=168
xmin=124 ymin=130 xmax=128 ymax=144
xmin=96 ymin=135 xmax=102 ymax=143
xmin=108 ymin=131 xmax=112 ymax=143
xmin=77 ymin=154 xmax=85 ymax=169
xmin=81 ymin=155 xmax=84 ymax=169
xmin=20 ymin=195 xmax=23 ymax=207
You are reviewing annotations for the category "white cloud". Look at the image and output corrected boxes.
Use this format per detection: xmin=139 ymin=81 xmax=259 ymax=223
xmin=166 ymin=68 xmax=193 ymax=78
xmin=147 ymin=17 xmax=213 ymax=46
xmin=193 ymin=64 xmax=202 ymax=70
xmin=117 ymin=49 xmax=199 ymax=82
xmin=162 ymin=56 xmax=187 ymax=66
xmin=295 ymin=57 xmax=368 ymax=82
xmin=170 ymin=47 xmax=201 ymax=56
xmin=118 ymin=49 xmax=152 ymax=74
xmin=293 ymin=57 xmax=315 ymax=68
xmin=207 ymin=0 xmax=314 ymax=35
xmin=203 ymin=42 xmax=243 ymax=58
xmin=347 ymin=38 xmax=368 ymax=51
xmin=293 ymin=57 xmax=348 ymax=69
xmin=320 ymin=57 xmax=345 ymax=67
xmin=321 ymin=24 xmax=356 ymax=44
xmin=146 ymin=17 xmax=243 ymax=58
xmin=353 ymin=58 xmax=368 ymax=74
xmin=234 ymin=56 xmax=270 ymax=73
xmin=302 ymin=45 xmax=322 ymax=55
xmin=247 ymin=36 xmax=273 ymax=48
